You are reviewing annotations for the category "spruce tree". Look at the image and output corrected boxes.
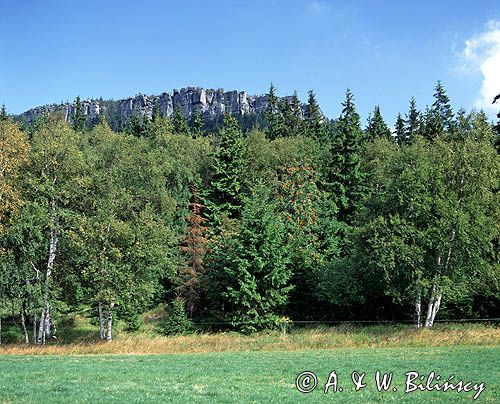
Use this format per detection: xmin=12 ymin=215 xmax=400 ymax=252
xmin=152 ymin=98 xmax=161 ymax=123
xmin=218 ymin=182 xmax=290 ymax=332
xmin=305 ymin=90 xmax=326 ymax=142
xmin=324 ymin=89 xmax=365 ymax=224
xmin=394 ymin=113 xmax=406 ymax=145
xmin=0 ymin=104 xmax=7 ymax=121
xmin=276 ymin=98 xmax=289 ymax=138
xmin=366 ymin=106 xmax=392 ymax=141
xmin=190 ymin=108 xmax=203 ymax=139
xmin=125 ymin=112 xmax=148 ymax=137
xmin=172 ymin=106 xmax=189 ymax=135
xmin=424 ymin=81 xmax=454 ymax=140
xmin=178 ymin=187 xmax=208 ymax=317
xmin=264 ymin=83 xmax=280 ymax=140
xmin=289 ymin=91 xmax=304 ymax=136
xmin=405 ymin=97 xmax=420 ymax=143
xmin=207 ymin=112 xmax=245 ymax=219
xmin=72 ymin=96 xmax=86 ymax=132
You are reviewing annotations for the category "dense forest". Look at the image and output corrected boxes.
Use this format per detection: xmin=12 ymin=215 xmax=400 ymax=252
xmin=0 ymin=82 xmax=499 ymax=344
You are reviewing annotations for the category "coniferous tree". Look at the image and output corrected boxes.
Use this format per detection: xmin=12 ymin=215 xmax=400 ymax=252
xmin=405 ymin=97 xmax=420 ymax=143
xmin=125 ymin=112 xmax=148 ymax=137
xmin=152 ymin=98 xmax=161 ymax=123
xmin=305 ymin=90 xmax=326 ymax=142
xmin=207 ymin=112 xmax=245 ymax=220
xmin=190 ymin=108 xmax=203 ymax=139
xmin=264 ymin=83 xmax=280 ymax=140
xmin=424 ymin=81 xmax=454 ymax=140
xmin=366 ymin=106 xmax=392 ymax=141
xmin=216 ymin=182 xmax=290 ymax=332
xmin=324 ymin=89 xmax=365 ymax=224
xmin=177 ymin=187 xmax=208 ymax=317
xmin=289 ymin=91 xmax=304 ymax=136
xmin=172 ymin=106 xmax=189 ymax=135
xmin=394 ymin=113 xmax=406 ymax=145
xmin=0 ymin=104 xmax=7 ymax=121
xmin=277 ymin=98 xmax=292 ymax=138
xmin=72 ymin=96 xmax=86 ymax=132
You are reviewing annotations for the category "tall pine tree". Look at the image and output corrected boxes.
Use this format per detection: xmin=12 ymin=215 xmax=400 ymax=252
xmin=324 ymin=89 xmax=365 ymax=224
xmin=366 ymin=106 xmax=392 ymax=141
xmin=289 ymin=91 xmax=304 ymax=136
xmin=217 ymin=182 xmax=290 ymax=332
xmin=152 ymin=98 xmax=161 ymax=123
xmin=72 ymin=96 xmax=86 ymax=132
xmin=190 ymin=108 xmax=203 ymax=139
xmin=405 ymin=97 xmax=420 ymax=144
xmin=394 ymin=113 xmax=406 ymax=145
xmin=264 ymin=83 xmax=281 ymax=140
xmin=424 ymin=81 xmax=454 ymax=140
xmin=207 ymin=112 xmax=245 ymax=220
xmin=0 ymin=104 xmax=7 ymax=121
xmin=305 ymin=90 xmax=326 ymax=142
xmin=177 ymin=186 xmax=208 ymax=317
xmin=172 ymin=106 xmax=189 ymax=135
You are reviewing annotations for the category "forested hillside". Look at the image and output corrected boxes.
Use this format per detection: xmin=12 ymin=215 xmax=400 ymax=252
xmin=0 ymin=83 xmax=499 ymax=344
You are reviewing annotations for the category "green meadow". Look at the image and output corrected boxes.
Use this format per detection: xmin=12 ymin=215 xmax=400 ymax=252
xmin=0 ymin=345 xmax=498 ymax=403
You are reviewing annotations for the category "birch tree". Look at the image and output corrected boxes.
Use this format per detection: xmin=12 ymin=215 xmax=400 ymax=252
xmin=355 ymin=117 xmax=499 ymax=327
xmin=26 ymin=116 xmax=85 ymax=344
xmin=68 ymin=123 xmax=175 ymax=340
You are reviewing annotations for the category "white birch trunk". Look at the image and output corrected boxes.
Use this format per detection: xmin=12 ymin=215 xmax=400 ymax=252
xmin=32 ymin=315 xmax=37 ymax=344
xmin=98 ymin=302 xmax=105 ymax=340
xmin=37 ymin=310 xmax=45 ymax=344
xmin=424 ymin=284 xmax=436 ymax=327
xmin=37 ymin=200 xmax=59 ymax=344
xmin=106 ymin=302 xmax=114 ymax=342
xmin=414 ymin=289 xmax=422 ymax=329
xmin=424 ymin=284 xmax=443 ymax=328
xmin=429 ymin=290 xmax=442 ymax=326
xmin=20 ymin=307 xmax=29 ymax=344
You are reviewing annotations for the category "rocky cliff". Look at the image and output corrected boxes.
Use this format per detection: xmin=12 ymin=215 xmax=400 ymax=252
xmin=18 ymin=87 xmax=290 ymax=128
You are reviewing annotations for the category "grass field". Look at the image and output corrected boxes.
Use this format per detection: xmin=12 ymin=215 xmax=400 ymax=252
xmin=1 ymin=323 xmax=499 ymax=354
xmin=0 ymin=325 xmax=498 ymax=403
xmin=0 ymin=346 xmax=498 ymax=403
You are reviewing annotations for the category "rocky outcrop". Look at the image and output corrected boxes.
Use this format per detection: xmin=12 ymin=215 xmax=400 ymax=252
xmin=18 ymin=87 xmax=282 ymax=126
xmin=20 ymin=99 xmax=102 ymax=125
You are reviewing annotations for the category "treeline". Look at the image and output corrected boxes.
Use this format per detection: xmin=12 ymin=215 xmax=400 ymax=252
xmin=0 ymin=83 xmax=499 ymax=343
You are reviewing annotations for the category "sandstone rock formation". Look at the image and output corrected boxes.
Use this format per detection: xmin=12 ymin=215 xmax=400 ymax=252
xmin=18 ymin=87 xmax=284 ymax=126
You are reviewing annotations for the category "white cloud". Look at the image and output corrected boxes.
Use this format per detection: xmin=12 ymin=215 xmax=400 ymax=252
xmin=461 ymin=20 xmax=500 ymax=113
xmin=308 ymin=0 xmax=330 ymax=14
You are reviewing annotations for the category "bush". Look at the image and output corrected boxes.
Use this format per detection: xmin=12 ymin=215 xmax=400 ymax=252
xmin=125 ymin=314 xmax=142 ymax=332
xmin=160 ymin=298 xmax=193 ymax=335
xmin=1 ymin=326 xmax=25 ymax=344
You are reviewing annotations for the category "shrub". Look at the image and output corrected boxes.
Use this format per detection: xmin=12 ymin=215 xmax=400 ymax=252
xmin=160 ymin=298 xmax=193 ymax=335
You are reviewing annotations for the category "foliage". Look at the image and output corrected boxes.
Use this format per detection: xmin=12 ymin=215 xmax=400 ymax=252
xmin=323 ymin=89 xmax=365 ymax=224
xmin=172 ymin=106 xmax=189 ymax=135
xmin=354 ymin=128 xmax=499 ymax=326
xmin=212 ymin=183 xmax=291 ymax=332
xmin=160 ymin=298 xmax=193 ymax=335
xmin=0 ymin=83 xmax=498 ymax=341
xmin=0 ymin=119 xmax=30 ymax=236
xmin=366 ymin=106 xmax=392 ymax=141
xmin=206 ymin=113 xmax=245 ymax=220
xmin=72 ymin=96 xmax=86 ymax=132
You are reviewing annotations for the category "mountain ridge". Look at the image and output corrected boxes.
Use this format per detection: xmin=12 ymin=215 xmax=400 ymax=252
xmin=17 ymin=87 xmax=311 ymax=130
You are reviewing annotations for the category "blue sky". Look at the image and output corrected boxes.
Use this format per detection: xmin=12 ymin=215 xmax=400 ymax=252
xmin=1 ymin=0 xmax=500 ymax=124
